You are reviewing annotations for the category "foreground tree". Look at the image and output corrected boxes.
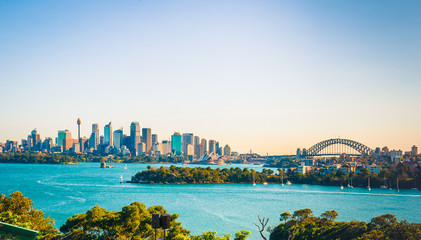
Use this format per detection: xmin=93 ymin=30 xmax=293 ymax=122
xmin=269 ymin=209 xmax=421 ymax=240
xmin=60 ymin=201 xmax=190 ymax=239
xmin=0 ymin=191 xmax=58 ymax=239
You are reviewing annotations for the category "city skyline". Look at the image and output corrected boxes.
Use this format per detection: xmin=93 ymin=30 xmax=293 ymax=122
xmin=1 ymin=0 xmax=420 ymax=154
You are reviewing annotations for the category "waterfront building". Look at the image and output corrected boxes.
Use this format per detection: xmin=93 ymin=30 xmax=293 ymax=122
xmin=224 ymin=145 xmax=231 ymax=156
xmin=58 ymin=129 xmax=71 ymax=148
xmin=142 ymin=128 xmax=152 ymax=154
xmin=381 ymin=146 xmax=389 ymax=156
xmin=182 ymin=133 xmax=194 ymax=156
xmin=201 ymin=138 xmax=207 ymax=153
xmin=412 ymin=145 xmax=418 ymax=156
xmin=366 ymin=163 xmax=381 ymax=174
xmin=297 ymin=162 xmax=312 ymax=174
xmin=113 ymin=128 xmax=123 ymax=149
xmin=390 ymin=150 xmax=403 ymax=162
xmin=130 ymin=122 xmax=140 ymax=154
xmin=209 ymin=140 xmax=216 ymax=154
xmin=104 ymin=122 xmax=113 ymax=147
xmin=340 ymin=164 xmax=356 ymax=173
xmin=171 ymin=132 xmax=182 ymax=156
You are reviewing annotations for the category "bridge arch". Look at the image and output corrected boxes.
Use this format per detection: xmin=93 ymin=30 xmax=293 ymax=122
xmin=304 ymin=138 xmax=373 ymax=156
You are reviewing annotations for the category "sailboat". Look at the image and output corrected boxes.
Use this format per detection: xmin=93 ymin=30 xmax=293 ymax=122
xmin=350 ymin=177 xmax=353 ymax=188
xmin=263 ymin=181 xmax=268 ymax=185
xmin=124 ymin=164 xmax=127 ymax=170
xmin=389 ymin=180 xmax=392 ymax=190
xmin=286 ymin=180 xmax=292 ymax=185
xmin=120 ymin=175 xmax=123 ymax=184
xmin=340 ymin=185 xmax=344 ymax=190
xmin=281 ymin=173 xmax=284 ymax=186
xmin=347 ymin=178 xmax=351 ymax=188
xmin=397 ymin=178 xmax=399 ymax=192
xmin=367 ymin=176 xmax=371 ymax=191
xmin=253 ymin=172 xmax=256 ymax=186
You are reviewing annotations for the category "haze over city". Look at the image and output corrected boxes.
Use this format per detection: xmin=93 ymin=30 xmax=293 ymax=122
xmin=1 ymin=0 xmax=420 ymax=154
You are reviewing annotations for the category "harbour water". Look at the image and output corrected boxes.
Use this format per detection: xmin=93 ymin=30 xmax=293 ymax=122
xmin=1 ymin=163 xmax=420 ymax=239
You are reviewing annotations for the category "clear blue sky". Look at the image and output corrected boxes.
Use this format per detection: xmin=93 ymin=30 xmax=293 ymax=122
xmin=1 ymin=0 xmax=420 ymax=154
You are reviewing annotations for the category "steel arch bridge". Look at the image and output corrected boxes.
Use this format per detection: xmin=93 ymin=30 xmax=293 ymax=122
xmin=301 ymin=138 xmax=373 ymax=157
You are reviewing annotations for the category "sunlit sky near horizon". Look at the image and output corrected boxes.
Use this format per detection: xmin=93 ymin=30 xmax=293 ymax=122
xmin=1 ymin=0 xmax=420 ymax=155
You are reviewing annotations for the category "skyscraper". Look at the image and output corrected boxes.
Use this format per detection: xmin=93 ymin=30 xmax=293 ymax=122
xmin=215 ymin=142 xmax=220 ymax=155
xmin=208 ymin=140 xmax=216 ymax=154
xmin=89 ymin=124 xmax=99 ymax=150
xmin=58 ymin=129 xmax=71 ymax=148
xmin=182 ymin=133 xmax=194 ymax=156
xmin=31 ymin=129 xmax=41 ymax=151
xmin=201 ymin=138 xmax=207 ymax=153
xmin=224 ymin=145 xmax=231 ymax=156
xmin=152 ymin=134 xmax=158 ymax=144
xmin=113 ymin=128 xmax=123 ymax=149
xmin=130 ymin=122 xmax=140 ymax=155
xmin=171 ymin=132 xmax=182 ymax=156
xmin=104 ymin=122 xmax=113 ymax=147
xmin=142 ymin=128 xmax=152 ymax=154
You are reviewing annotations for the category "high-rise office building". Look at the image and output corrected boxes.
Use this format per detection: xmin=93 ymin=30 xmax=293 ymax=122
xmin=412 ymin=145 xmax=418 ymax=156
xmin=201 ymin=138 xmax=207 ymax=153
xmin=31 ymin=129 xmax=41 ymax=151
xmin=152 ymin=134 xmax=158 ymax=144
xmin=130 ymin=122 xmax=140 ymax=154
xmin=182 ymin=133 xmax=194 ymax=156
xmin=142 ymin=128 xmax=152 ymax=154
xmin=215 ymin=142 xmax=220 ymax=155
xmin=208 ymin=140 xmax=216 ymax=154
xmin=171 ymin=132 xmax=182 ymax=156
xmin=113 ymin=128 xmax=123 ymax=149
xmin=224 ymin=145 xmax=231 ymax=156
xmin=89 ymin=124 xmax=99 ymax=150
xmin=137 ymin=142 xmax=145 ymax=156
xmin=104 ymin=122 xmax=113 ymax=147
xmin=161 ymin=140 xmax=172 ymax=155
xmin=58 ymin=129 xmax=71 ymax=149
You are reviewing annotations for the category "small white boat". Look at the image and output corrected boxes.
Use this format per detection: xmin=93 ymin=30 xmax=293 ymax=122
xmin=120 ymin=175 xmax=123 ymax=184
xmin=303 ymin=184 xmax=307 ymax=188
xmin=252 ymin=172 xmax=256 ymax=186
xmin=367 ymin=176 xmax=371 ymax=191
xmin=340 ymin=185 xmax=344 ymax=190
xmin=286 ymin=180 xmax=292 ymax=185
xmin=124 ymin=164 xmax=127 ymax=170
xmin=380 ymin=185 xmax=388 ymax=189
xmin=263 ymin=182 xmax=268 ymax=185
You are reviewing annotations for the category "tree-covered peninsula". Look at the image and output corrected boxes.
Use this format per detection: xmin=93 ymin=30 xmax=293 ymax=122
xmin=130 ymin=165 xmax=421 ymax=189
xmin=130 ymin=165 xmax=271 ymax=184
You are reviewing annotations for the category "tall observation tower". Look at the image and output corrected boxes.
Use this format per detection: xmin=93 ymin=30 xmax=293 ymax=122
xmin=77 ymin=118 xmax=81 ymax=139
xmin=77 ymin=118 xmax=81 ymax=152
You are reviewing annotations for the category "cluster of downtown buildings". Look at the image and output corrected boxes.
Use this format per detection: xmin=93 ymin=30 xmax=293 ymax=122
xmin=0 ymin=119 xmax=235 ymax=161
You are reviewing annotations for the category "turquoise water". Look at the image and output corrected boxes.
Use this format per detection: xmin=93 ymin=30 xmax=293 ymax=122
xmin=1 ymin=163 xmax=420 ymax=239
